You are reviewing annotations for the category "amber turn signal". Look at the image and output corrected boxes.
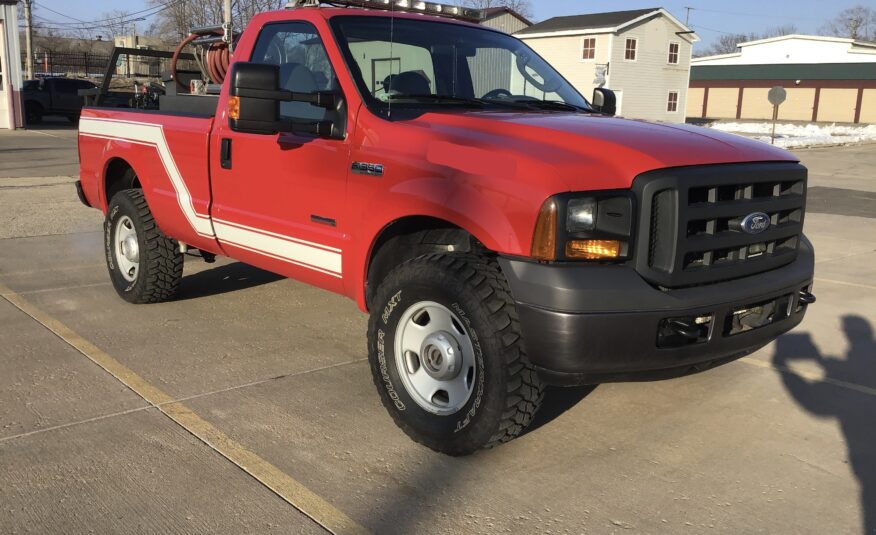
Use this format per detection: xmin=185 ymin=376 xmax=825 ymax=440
xmin=531 ymin=199 xmax=558 ymax=261
xmin=228 ymin=96 xmax=240 ymax=120
xmin=565 ymin=239 xmax=621 ymax=260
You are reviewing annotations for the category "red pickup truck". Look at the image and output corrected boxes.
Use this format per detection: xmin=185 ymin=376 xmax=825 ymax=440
xmin=76 ymin=1 xmax=815 ymax=455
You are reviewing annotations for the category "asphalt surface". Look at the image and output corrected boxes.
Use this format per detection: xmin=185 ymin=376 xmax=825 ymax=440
xmin=1 ymin=123 xmax=874 ymax=535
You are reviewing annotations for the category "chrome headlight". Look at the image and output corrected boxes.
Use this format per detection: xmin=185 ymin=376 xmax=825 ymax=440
xmin=531 ymin=192 xmax=634 ymax=261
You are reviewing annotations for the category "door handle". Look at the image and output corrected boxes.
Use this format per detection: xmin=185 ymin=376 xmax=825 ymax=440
xmin=220 ymin=138 xmax=232 ymax=169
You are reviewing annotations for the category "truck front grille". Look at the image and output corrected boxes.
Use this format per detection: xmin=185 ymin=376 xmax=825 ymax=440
xmin=633 ymin=163 xmax=807 ymax=288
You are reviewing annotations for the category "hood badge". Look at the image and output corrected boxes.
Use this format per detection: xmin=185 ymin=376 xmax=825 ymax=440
xmin=352 ymin=162 xmax=385 ymax=177
xmin=740 ymin=212 xmax=771 ymax=235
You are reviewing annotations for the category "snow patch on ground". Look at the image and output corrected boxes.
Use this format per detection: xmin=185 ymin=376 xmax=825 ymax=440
xmin=706 ymin=122 xmax=876 ymax=149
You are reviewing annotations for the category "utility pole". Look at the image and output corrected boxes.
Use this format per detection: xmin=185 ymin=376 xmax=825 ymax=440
xmin=223 ymin=0 xmax=233 ymax=52
xmin=23 ymin=0 xmax=34 ymax=79
xmin=684 ymin=6 xmax=693 ymax=27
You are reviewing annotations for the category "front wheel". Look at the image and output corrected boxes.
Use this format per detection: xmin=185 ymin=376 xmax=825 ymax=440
xmin=105 ymin=189 xmax=183 ymax=303
xmin=368 ymin=254 xmax=543 ymax=456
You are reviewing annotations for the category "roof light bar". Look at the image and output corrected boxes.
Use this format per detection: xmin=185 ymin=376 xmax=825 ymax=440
xmin=286 ymin=0 xmax=485 ymax=23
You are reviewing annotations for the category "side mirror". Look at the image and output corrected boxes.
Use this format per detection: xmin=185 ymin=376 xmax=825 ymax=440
xmin=228 ymin=62 xmax=342 ymax=138
xmin=592 ymin=88 xmax=617 ymax=116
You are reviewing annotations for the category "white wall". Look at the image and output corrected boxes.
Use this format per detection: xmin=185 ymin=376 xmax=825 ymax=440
xmin=521 ymin=15 xmax=694 ymax=123
xmin=694 ymin=36 xmax=876 ymax=66
xmin=0 ymin=4 xmax=24 ymax=129
xmin=521 ymin=32 xmax=611 ymax=102
xmin=606 ymin=16 xmax=694 ymax=123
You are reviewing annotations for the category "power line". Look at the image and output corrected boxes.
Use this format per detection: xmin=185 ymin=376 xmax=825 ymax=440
xmin=32 ymin=0 xmax=180 ymax=29
xmin=690 ymin=24 xmax=737 ymax=36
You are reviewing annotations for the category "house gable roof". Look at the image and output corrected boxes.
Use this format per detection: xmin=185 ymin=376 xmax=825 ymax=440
xmin=481 ymin=6 xmax=533 ymax=27
xmin=515 ymin=7 xmax=697 ymax=41
xmin=516 ymin=8 xmax=658 ymax=35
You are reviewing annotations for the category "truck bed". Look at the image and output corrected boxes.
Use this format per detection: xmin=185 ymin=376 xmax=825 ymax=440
xmin=78 ymin=107 xmax=219 ymax=253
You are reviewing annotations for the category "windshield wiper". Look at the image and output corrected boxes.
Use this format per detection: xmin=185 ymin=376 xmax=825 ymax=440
xmin=507 ymin=100 xmax=593 ymax=113
xmin=386 ymin=94 xmax=487 ymax=107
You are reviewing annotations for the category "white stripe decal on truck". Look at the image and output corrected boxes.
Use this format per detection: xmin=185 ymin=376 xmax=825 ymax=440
xmin=80 ymin=117 xmax=215 ymax=237
xmin=79 ymin=117 xmax=343 ymax=277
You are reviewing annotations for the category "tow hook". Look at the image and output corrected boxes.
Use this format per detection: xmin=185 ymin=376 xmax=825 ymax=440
xmin=668 ymin=319 xmax=703 ymax=340
xmin=798 ymin=290 xmax=816 ymax=305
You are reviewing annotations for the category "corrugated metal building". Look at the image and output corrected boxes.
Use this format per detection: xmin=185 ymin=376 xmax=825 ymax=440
xmin=689 ymin=35 xmax=876 ymax=123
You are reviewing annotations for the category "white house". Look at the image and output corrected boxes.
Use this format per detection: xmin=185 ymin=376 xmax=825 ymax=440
xmin=692 ymin=34 xmax=876 ymax=66
xmin=0 ymin=0 xmax=24 ymax=129
xmin=516 ymin=7 xmax=699 ymax=123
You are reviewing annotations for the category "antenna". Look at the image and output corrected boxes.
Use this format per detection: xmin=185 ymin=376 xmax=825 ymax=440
xmin=387 ymin=0 xmax=396 ymax=119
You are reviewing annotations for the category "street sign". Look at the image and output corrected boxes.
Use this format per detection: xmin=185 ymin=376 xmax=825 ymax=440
xmin=768 ymin=86 xmax=787 ymax=106
xmin=767 ymin=86 xmax=786 ymax=145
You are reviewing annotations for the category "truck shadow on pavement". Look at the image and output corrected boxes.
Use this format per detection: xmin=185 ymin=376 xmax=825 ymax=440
xmin=772 ymin=315 xmax=876 ymax=534
xmin=523 ymin=384 xmax=598 ymax=436
xmin=177 ymin=262 xmax=284 ymax=300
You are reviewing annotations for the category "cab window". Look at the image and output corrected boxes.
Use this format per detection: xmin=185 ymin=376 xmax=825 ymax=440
xmin=250 ymin=22 xmax=339 ymax=121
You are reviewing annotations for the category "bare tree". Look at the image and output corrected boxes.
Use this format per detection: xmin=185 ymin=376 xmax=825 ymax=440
xmin=819 ymin=5 xmax=876 ymax=41
xmin=96 ymin=10 xmax=137 ymax=40
xmin=695 ymin=24 xmax=798 ymax=57
xmin=459 ymin=0 xmax=534 ymax=21
xmin=148 ymin=0 xmax=285 ymax=40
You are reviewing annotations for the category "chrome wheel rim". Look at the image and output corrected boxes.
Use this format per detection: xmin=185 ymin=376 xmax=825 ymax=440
xmin=115 ymin=215 xmax=140 ymax=282
xmin=394 ymin=301 xmax=477 ymax=415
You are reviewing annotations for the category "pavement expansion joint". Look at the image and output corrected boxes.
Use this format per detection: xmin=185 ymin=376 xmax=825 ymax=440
xmin=0 ymin=278 xmax=371 ymax=535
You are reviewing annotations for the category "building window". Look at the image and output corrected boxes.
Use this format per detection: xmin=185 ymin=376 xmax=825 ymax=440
xmin=668 ymin=42 xmax=680 ymax=64
xmin=667 ymin=91 xmax=679 ymax=112
xmin=624 ymin=38 xmax=637 ymax=61
xmin=582 ymin=37 xmax=596 ymax=60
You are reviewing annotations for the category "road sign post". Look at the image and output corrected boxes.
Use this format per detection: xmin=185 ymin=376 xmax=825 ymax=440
xmin=768 ymin=86 xmax=787 ymax=145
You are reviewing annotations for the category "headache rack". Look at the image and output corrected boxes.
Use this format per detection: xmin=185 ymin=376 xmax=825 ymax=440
xmin=632 ymin=162 xmax=808 ymax=288
xmin=286 ymin=0 xmax=485 ymax=22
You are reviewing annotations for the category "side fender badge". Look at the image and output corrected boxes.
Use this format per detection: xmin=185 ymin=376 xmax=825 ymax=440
xmin=352 ymin=162 xmax=385 ymax=177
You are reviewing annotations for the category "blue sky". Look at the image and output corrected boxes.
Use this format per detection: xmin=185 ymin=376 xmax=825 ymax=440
xmin=30 ymin=0 xmax=870 ymax=50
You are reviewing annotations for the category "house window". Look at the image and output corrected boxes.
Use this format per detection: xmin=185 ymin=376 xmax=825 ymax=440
xmin=624 ymin=38 xmax=637 ymax=61
xmin=667 ymin=91 xmax=679 ymax=112
xmin=582 ymin=38 xmax=596 ymax=60
xmin=668 ymin=42 xmax=680 ymax=64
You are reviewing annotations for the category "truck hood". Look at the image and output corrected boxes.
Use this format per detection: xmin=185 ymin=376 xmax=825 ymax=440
xmin=415 ymin=111 xmax=797 ymax=191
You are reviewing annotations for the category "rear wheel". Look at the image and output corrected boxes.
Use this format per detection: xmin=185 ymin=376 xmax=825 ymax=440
xmin=105 ymin=189 xmax=183 ymax=303
xmin=368 ymin=254 xmax=543 ymax=456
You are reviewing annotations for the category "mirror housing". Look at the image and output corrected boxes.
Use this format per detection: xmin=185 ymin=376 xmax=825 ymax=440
xmin=592 ymin=88 xmax=617 ymax=116
xmin=228 ymin=62 xmax=343 ymax=138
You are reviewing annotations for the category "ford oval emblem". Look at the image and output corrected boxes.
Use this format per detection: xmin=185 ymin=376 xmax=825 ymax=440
xmin=741 ymin=212 xmax=771 ymax=234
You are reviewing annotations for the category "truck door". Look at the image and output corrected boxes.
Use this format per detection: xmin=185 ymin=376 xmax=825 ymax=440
xmin=50 ymin=79 xmax=81 ymax=113
xmin=210 ymin=21 xmax=350 ymax=294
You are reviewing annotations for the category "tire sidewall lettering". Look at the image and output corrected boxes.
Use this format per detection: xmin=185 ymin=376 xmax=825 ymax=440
xmin=376 ymin=328 xmax=406 ymax=411
xmin=451 ymin=302 xmax=485 ymax=433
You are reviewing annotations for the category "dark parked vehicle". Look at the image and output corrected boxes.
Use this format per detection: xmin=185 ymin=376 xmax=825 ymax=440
xmin=23 ymin=77 xmax=98 ymax=124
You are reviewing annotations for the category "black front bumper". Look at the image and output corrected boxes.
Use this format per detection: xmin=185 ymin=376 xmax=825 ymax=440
xmin=499 ymin=237 xmax=815 ymax=385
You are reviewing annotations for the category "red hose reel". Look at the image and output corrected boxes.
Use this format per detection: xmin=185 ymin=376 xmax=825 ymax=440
xmin=171 ymin=28 xmax=231 ymax=91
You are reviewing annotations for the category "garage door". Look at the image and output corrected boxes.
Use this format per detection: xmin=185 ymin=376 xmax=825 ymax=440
xmin=777 ymin=88 xmax=815 ymax=121
xmin=860 ymin=89 xmax=876 ymax=124
xmin=818 ymin=88 xmax=858 ymax=123
xmin=686 ymin=87 xmax=704 ymax=118
xmin=740 ymin=88 xmax=774 ymax=121
xmin=706 ymin=88 xmax=738 ymax=119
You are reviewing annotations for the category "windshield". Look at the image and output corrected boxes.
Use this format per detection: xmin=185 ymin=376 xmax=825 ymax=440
xmin=330 ymin=16 xmax=591 ymax=115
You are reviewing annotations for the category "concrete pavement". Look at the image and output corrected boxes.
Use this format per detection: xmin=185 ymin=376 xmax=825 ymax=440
xmin=0 ymin=125 xmax=874 ymax=534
